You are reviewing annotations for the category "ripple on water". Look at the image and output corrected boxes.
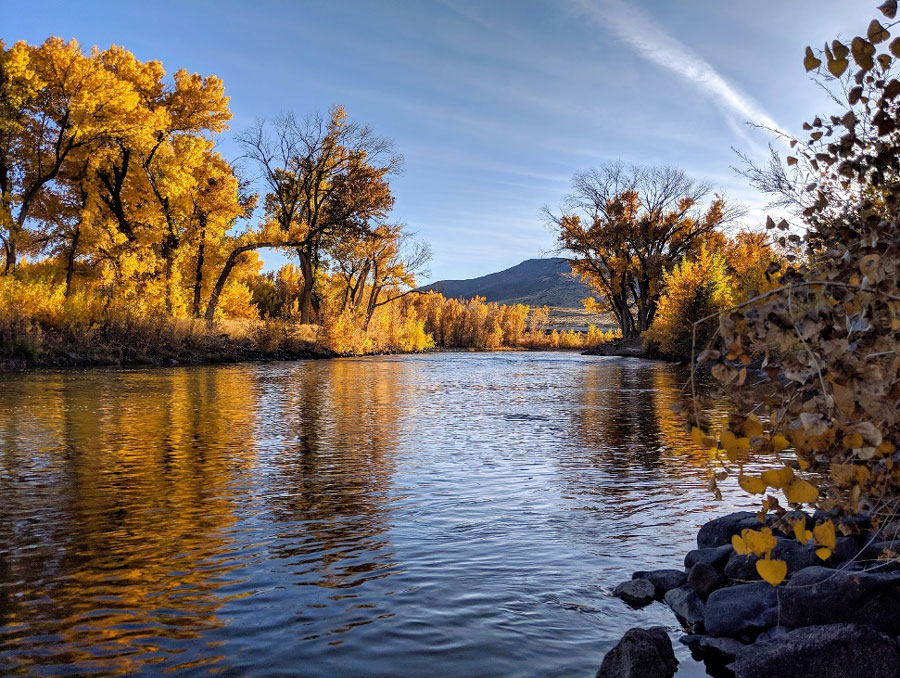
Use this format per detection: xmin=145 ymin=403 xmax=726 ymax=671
xmin=0 ymin=353 xmax=749 ymax=677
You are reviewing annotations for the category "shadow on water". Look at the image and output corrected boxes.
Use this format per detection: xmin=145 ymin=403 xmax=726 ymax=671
xmin=0 ymin=354 xmax=743 ymax=677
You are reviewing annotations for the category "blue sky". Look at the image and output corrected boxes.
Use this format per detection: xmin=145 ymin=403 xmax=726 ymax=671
xmin=4 ymin=1 xmax=869 ymax=282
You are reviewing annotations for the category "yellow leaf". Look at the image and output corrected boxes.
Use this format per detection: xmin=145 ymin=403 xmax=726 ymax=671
xmin=852 ymin=36 xmax=876 ymax=70
xmin=761 ymin=466 xmax=795 ymax=489
xmin=743 ymin=414 xmax=764 ymax=437
xmin=772 ymin=434 xmax=790 ymax=452
xmin=785 ymin=478 xmax=819 ymax=504
xmin=816 ymin=547 xmax=832 ymax=561
xmin=844 ymin=431 xmax=864 ymax=449
xmin=742 ymin=527 xmax=777 ymax=557
xmin=732 ymin=533 xmax=750 ymax=555
xmin=813 ymin=520 xmax=836 ymax=549
xmin=739 ymin=474 xmax=767 ymax=495
xmin=792 ymin=517 xmax=813 ymax=544
xmin=756 ymin=558 xmax=787 ymax=586
xmin=798 ymin=459 xmax=809 ymax=470
xmin=804 ymin=46 xmax=822 ymax=71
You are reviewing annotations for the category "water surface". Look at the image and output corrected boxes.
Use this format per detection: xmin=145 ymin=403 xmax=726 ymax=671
xmin=0 ymin=353 xmax=748 ymax=676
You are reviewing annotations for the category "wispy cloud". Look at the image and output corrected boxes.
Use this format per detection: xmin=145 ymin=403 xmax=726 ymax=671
xmin=573 ymin=0 xmax=786 ymax=138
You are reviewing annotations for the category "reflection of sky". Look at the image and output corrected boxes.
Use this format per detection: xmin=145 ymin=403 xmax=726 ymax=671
xmin=7 ymin=1 xmax=869 ymax=280
xmin=0 ymin=355 xmax=762 ymax=676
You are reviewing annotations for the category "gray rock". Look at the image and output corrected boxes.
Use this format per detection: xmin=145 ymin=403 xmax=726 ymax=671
xmin=733 ymin=623 xmax=900 ymax=678
xmin=684 ymin=544 xmax=733 ymax=571
xmin=697 ymin=511 xmax=762 ymax=549
xmin=613 ymin=578 xmax=656 ymax=607
xmin=830 ymin=535 xmax=861 ymax=564
xmin=755 ymin=625 xmax=789 ymax=643
xmin=705 ymin=582 xmax=779 ymax=637
xmin=632 ymin=569 xmax=687 ymax=599
xmin=597 ymin=627 xmax=678 ymax=678
xmin=698 ymin=635 xmax=746 ymax=662
xmin=779 ymin=566 xmax=900 ymax=635
xmin=723 ymin=552 xmax=760 ymax=581
xmin=664 ymin=586 xmax=705 ymax=631
xmin=687 ymin=562 xmax=726 ymax=599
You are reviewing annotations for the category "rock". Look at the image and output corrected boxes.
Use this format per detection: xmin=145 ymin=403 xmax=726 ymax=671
xmin=723 ymin=552 xmax=759 ymax=581
xmin=779 ymin=566 xmax=900 ymax=635
xmin=632 ymin=569 xmax=687 ymax=599
xmin=755 ymin=625 xmax=789 ymax=643
xmin=663 ymin=586 xmax=705 ymax=631
xmin=698 ymin=635 xmax=746 ymax=662
xmin=733 ymin=623 xmax=900 ymax=678
xmin=684 ymin=544 xmax=733 ymax=571
xmin=596 ymin=627 xmax=678 ymax=678
xmin=697 ymin=511 xmax=762 ymax=549
xmin=830 ymin=535 xmax=861 ymax=564
xmin=613 ymin=578 xmax=656 ymax=607
xmin=705 ymin=582 xmax=779 ymax=637
xmin=687 ymin=562 xmax=725 ymax=599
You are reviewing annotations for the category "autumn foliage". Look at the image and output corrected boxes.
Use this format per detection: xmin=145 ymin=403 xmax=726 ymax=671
xmin=685 ymin=3 xmax=900 ymax=585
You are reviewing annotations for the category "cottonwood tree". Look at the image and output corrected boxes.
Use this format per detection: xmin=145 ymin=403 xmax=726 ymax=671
xmin=546 ymin=163 xmax=742 ymax=339
xmin=235 ymin=106 xmax=400 ymax=323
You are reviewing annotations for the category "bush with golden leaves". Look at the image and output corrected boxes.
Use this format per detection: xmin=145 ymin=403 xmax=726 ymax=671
xmin=685 ymin=2 xmax=900 ymax=585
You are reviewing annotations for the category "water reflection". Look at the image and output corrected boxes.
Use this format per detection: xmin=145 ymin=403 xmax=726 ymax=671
xmin=0 ymin=355 xmax=740 ymax=677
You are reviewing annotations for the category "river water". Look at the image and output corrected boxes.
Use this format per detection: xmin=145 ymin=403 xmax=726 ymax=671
xmin=0 ymin=352 xmax=751 ymax=677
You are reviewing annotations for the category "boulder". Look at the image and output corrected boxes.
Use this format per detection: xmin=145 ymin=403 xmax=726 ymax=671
xmin=687 ymin=562 xmax=726 ymax=599
xmin=663 ymin=586 xmax=705 ymax=631
xmin=779 ymin=566 xmax=900 ymax=635
xmin=613 ymin=578 xmax=656 ymax=608
xmin=596 ymin=627 xmax=678 ymax=678
xmin=632 ymin=569 xmax=687 ymax=599
xmin=705 ymin=582 xmax=779 ymax=637
xmin=733 ymin=623 xmax=900 ymax=678
xmin=697 ymin=511 xmax=762 ymax=549
xmin=697 ymin=635 xmax=746 ymax=662
xmin=723 ymin=552 xmax=759 ymax=581
xmin=684 ymin=544 xmax=733 ymax=571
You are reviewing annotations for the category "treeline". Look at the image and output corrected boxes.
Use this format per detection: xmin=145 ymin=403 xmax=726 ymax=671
xmin=0 ymin=38 xmax=620 ymax=364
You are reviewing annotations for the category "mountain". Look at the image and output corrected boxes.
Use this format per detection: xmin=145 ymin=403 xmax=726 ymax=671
xmin=421 ymin=258 xmax=594 ymax=308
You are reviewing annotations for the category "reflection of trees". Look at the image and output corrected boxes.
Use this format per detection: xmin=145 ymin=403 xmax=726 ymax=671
xmin=0 ymin=367 xmax=258 ymax=675
xmin=564 ymin=361 xmax=713 ymax=504
xmin=262 ymin=359 xmax=404 ymax=593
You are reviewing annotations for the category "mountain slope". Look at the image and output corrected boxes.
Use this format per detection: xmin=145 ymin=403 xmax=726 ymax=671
xmin=421 ymin=258 xmax=593 ymax=308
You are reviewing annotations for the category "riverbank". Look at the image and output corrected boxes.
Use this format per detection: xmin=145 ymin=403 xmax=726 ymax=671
xmin=601 ymin=510 xmax=900 ymax=678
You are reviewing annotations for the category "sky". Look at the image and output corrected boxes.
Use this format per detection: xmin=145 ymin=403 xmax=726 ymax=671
xmin=3 ymin=0 xmax=870 ymax=283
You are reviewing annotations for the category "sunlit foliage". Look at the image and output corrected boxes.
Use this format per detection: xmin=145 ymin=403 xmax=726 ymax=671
xmin=684 ymin=3 xmax=900 ymax=583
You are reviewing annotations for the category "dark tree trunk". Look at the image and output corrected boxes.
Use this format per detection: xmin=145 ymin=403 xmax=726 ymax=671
xmin=65 ymin=228 xmax=81 ymax=297
xmin=192 ymin=215 xmax=207 ymax=318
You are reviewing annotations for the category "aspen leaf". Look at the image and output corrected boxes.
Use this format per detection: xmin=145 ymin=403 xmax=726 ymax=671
xmin=742 ymin=527 xmax=777 ymax=557
xmin=762 ymin=466 xmax=795 ymax=489
xmin=852 ymin=37 xmax=876 ymax=69
xmin=816 ymin=547 xmax=833 ymax=560
xmin=772 ymin=434 xmax=790 ymax=452
xmin=732 ymin=533 xmax=750 ymax=555
xmin=793 ymin=518 xmax=813 ymax=544
xmin=879 ymin=0 xmax=898 ymax=19
xmin=785 ymin=478 xmax=819 ymax=503
xmin=813 ymin=520 xmax=836 ymax=549
xmin=832 ymin=40 xmax=850 ymax=60
xmin=891 ymin=37 xmax=900 ymax=58
xmin=868 ymin=19 xmax=890 ymax=44
xmin=743 ymin=414 xmax=764 ymax=437
xmin=827 ymin=56 xmax=849 ymax=77
xmin=756 ymin=558 xmax=787 ymax=586
xmin=739 ymin=474 xmax=767 ymax=495
xmin=692 ymin=426 xmax=716 ymax=450
xmin=804 ymin=46 xmax=822 ymax=71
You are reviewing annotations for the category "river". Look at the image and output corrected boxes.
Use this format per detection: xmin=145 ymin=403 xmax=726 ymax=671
xmin=0 ymin=352 xmax=751 ymax=677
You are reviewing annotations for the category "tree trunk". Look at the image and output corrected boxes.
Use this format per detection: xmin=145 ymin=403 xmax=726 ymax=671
xmin=297 ymin=249 xmax=315 ymax=324
xmin=192 ymin=215 xmax=207 ymax=318
xmin=65 ymin=228 xmax=81 ymax=297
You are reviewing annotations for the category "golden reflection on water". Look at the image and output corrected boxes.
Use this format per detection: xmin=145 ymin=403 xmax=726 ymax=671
xmin=0 ymin=355 xmax=728 ymax=677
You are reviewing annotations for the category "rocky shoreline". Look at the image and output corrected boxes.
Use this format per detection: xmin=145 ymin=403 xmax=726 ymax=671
xmin=599 ymin=510 xmax=900 ymax=678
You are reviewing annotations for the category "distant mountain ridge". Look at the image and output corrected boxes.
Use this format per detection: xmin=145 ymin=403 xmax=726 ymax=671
xmin=421 ymin=258 xmax=594 ymax=308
